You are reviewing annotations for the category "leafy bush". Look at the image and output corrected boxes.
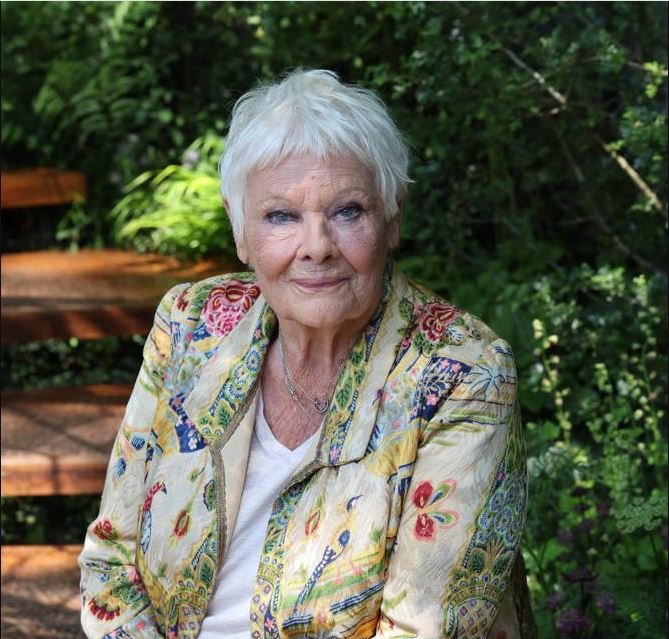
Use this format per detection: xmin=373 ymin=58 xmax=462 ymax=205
xmin=109 ymin=133 xmax=235 ymax=259
xmin=514 ymin=266 xmax=667 ymax=637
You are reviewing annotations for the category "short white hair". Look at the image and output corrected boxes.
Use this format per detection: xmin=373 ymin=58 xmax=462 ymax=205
xmin=219 ymin=69 xmax=411 ymax=241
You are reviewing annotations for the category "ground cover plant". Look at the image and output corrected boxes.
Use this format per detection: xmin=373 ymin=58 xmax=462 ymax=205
xmin=1 ymin=2 xmax=666 ymax=636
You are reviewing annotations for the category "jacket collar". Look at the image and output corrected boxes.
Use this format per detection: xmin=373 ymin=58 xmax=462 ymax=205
xmin=183 ymin=263 xmax=409 ymax=468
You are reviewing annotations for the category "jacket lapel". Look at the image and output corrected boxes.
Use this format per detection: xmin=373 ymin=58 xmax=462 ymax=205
xmin=182 ymin=297 xmax=276 ymax=444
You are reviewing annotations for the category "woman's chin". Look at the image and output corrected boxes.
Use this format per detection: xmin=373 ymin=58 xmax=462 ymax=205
xmin=276 ymin=300 xmax=363 ymax=332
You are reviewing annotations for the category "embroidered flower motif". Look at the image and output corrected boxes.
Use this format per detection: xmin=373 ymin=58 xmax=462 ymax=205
xmin=202 ymin=280 xmax=261 ymax=337
xmin=411 ymin=479 xmax=459 ymax=541
xmin=92 ymin=518 xmax=116 ymax=542
xmin=412 ymin=481 xmax=434 ymax=509
xmin=88 ymin=598 xmax=121 ymax=621
xmin=418 ymin=302 xmax=460 ymax=343
xmin=415 ymin=512 xmax=435 ymax=539
xmin=305 ymin=511 xmax=320 ymax=536
xmin=173 ymin=510 xmax=191 ymax=538
xmin=175 ymin=287 xmax=190 ymax=311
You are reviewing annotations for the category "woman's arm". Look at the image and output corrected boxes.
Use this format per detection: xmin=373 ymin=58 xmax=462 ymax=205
xmin=78 ymin=284 xmax=188 ymax=639
xmin=375 ymin=338 xmax=528 ymax=638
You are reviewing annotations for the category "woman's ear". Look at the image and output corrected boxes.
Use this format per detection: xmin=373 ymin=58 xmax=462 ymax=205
xmin=224 ymin=198 xmax=249 ymax=265
xmin=388 ymin=203 xmax=403 ymax=250
xmin=236 ymin=238 xmax=249 ymax=266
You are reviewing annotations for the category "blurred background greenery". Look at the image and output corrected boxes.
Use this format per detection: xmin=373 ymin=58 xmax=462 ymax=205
xmin=1 ymin=2 xmax=666 ymax=637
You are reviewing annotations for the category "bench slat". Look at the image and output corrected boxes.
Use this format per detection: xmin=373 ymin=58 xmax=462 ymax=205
xmin=1 ymin=544 xmax=83 ymax=638
xmin=1 ymin=249 xmax=235 ymax=344
xmin=1 ymin=169 xmax=87 ymax=209
xmin=1 ymin=384 xmax=131 ymax=496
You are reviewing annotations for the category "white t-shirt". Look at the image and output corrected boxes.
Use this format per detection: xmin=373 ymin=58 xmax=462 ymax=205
xmin=198 ymin=391 xmax=318 ymax=638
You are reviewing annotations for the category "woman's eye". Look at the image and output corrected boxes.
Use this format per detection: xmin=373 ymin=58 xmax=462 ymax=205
xmin=266 ymin=210 xmax=294 ymax=224
xmin=334 ymin=203 xmax=363 ymax=220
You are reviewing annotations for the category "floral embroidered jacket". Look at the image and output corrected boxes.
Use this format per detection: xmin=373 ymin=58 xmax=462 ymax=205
xmin=79 ymin=265 xmax=535 ymax=639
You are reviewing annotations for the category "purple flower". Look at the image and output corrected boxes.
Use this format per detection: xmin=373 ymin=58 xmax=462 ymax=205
xmin=596 ymin=592 xmax=618 ymax=614
xmin=558 ymin=529 xmax=575 ymax=547
xmin=546 ymin=591 xmax=567 ymax=610
xmin=556 ymin=608 xmax=591 ymax=635
xmin=574 ymin=502 xmax=589 ymax=514
xmin=596 ymin=501 xmax=610 ymax=518
xmin=571 ymin=486 xmax=589 ymax=497
xmin=576 ymin=518 xmax=595 ymax=534
xmin=182 ymin=149 xmax=200 ymax=168
xmin=566 ymin=567 xmax=595 ymax=583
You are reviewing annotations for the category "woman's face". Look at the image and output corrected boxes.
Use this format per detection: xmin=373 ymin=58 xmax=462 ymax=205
xmin=237 ymin=154 xmax=400 ymax=332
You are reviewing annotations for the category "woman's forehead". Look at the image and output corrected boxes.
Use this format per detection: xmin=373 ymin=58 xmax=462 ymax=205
xmin=247 ymin=154 xmax=376 ymax=201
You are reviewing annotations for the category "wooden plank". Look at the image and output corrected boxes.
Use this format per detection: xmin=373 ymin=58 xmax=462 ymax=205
xmin=1 ymin=168 xmax=87 ymax=209
xmin=1 ymin=544 xmax=84 ymax=638
xmin=1 ymin=384 xmax=132 ymax=496
xmin=1 ymin=249 xmax=237 ymax=344
xmin=1 ymin=305 xmax=156 ymax=344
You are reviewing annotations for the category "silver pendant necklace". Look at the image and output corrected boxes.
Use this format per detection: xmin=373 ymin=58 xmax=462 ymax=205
xmin=278 ymin=335 xmax=346 ymax=415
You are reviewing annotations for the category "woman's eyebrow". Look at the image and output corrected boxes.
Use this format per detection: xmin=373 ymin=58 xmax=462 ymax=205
xmin=255 ymin=188 xmax=373 ymax=209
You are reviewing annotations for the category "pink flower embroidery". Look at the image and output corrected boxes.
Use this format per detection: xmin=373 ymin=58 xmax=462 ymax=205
xmin=92 ymin=518 xmax=116 ymax=542
xmin=202 ymin=280 xmax=260 ymax=337
xmin=175 ymin=287 xmax=190 ymax=311
xmin=418 ymin=302 xmax=460 ymax=343
xmin=411 ymin=479 xmax=459 ymax=541
xmin=415 ymin=512 xmax=435 ymax=539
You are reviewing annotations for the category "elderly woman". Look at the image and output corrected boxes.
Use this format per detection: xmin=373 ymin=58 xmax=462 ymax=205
xmin=79 ymin=70 xmax=534 ymax=639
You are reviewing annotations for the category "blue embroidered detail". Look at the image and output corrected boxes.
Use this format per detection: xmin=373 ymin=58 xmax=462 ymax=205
xmin=169 ymin=394 xmax=206 ymax=452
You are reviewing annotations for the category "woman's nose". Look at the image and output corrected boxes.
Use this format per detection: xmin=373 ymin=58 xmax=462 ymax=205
xmin=296 ymin=215 xmax=338 ymax=263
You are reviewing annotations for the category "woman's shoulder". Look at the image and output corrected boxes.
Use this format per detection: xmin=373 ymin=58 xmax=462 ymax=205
xmin=400 ymin=275 xmax=513 ymax=368
xmin=159 ymin=270 xmax=262 ymax=334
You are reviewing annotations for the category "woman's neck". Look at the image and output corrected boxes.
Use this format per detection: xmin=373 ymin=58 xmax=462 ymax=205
xmin=276 ymin=309 xmax=373 ymax=372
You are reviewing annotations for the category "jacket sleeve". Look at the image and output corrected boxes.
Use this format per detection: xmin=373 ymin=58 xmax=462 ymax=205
xmin=375 ymin=338 xmax=528 ymax=638
xmin=79 ymin=284 xmax=189 ymax=639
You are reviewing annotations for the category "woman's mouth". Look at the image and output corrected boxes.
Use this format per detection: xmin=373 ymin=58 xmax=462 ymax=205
xmin=292 ymin=277 xmax=347 ymax=290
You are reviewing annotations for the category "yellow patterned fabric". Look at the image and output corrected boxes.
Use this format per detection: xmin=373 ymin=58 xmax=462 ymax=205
xmin=79 ymin=265 xmax=535 ymax=639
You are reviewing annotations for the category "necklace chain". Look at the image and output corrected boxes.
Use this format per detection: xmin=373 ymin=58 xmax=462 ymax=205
xmin=278 ymin=335 xmax=346 ymax=415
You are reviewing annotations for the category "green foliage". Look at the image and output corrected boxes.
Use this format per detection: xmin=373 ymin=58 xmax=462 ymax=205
xmin=514 ymin=265 xmax=668 ymax=637
xmin=109 ymin=133 xmax=235 ymax=259
xmin=1 ymin=496 xmax=101 ymax=545
xmin=1 ymin=336 xmax=144 ymax=390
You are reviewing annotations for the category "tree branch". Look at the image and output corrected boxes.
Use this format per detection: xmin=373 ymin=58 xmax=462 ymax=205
xmin=595 ymin=134 xmax=665 ymax=213
xmin=551 ymin=122 xmax=662 ymax=274
xmin=450 ymin=4 xmax=667 ymax=216
xmin=500 ymin=47 xmax=666 ymax=217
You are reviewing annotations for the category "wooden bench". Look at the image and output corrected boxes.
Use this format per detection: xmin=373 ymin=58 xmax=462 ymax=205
xmin=1 ymin=168 xmax=87 ymax=209
xmin=1 ymin=170 xmax=236 ymax=636
xmin=1 ymin=249 xmax=232 ymax=344
xmin=1 ymin=544 xmax=84 ymax=638
xmin=1 ymin=384 xmax=132 ymax=496
xmin=1 ymin=251 xmax=234 ymax=494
